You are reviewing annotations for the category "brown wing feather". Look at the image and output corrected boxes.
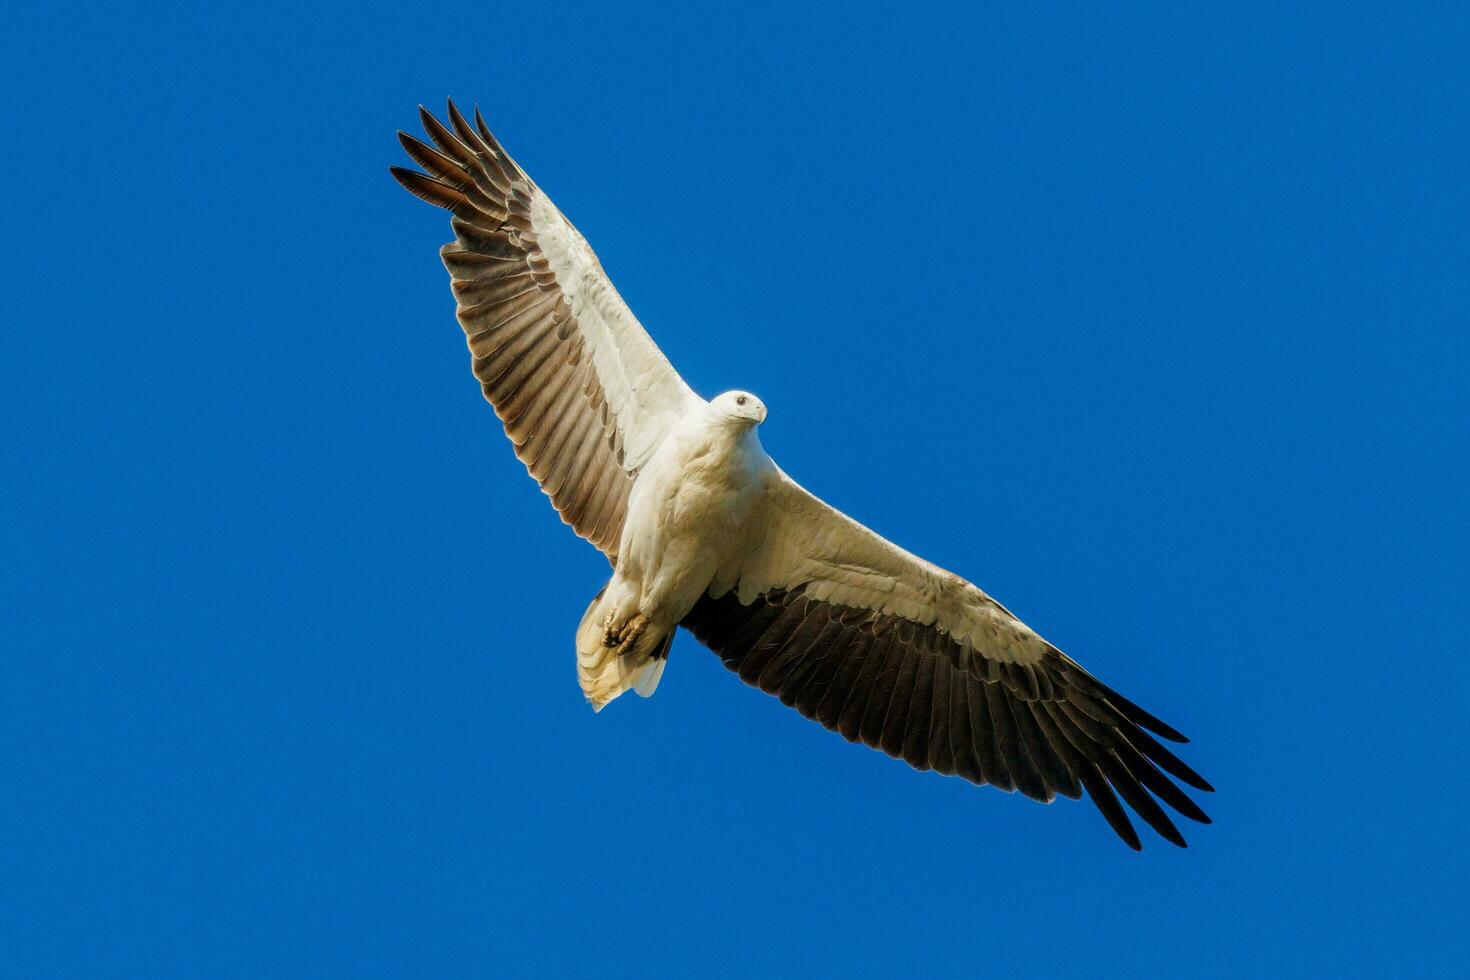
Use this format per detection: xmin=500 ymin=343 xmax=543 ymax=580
xmin=392 ymin=103 xmax=637 ymax=557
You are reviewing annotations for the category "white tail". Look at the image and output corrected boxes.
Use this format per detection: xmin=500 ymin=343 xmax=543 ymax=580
xmin=575 ymin=586 xmax=672 ymax=711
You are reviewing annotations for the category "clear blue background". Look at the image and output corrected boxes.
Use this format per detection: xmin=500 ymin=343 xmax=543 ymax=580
xmin=3 ymin=1 xmax=1467 ymax=976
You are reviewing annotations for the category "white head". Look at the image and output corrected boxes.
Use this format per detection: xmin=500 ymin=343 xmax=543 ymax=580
xmin=711 ymin=389 xmax=768 ymax=427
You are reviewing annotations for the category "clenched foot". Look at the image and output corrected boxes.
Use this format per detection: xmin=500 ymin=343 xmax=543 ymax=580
xmin=615 ymin=613 xmax=649 ymax=651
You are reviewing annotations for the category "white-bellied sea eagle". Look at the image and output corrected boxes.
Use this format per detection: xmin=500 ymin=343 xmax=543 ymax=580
xmin=391 ymin=101 xmax=1213 ymax=849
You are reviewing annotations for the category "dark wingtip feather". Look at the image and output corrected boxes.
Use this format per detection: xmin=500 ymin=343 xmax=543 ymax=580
xmin=1124 ymin=723 xmax=1215 ymax=793
xmin=446 ymin=99 xmax=481 ymax=150
xmin=1117 ymin=742 xmax=1213 ymax=824
xmin=1142 ymin=750 xmax=1212 ymax=794
xmin=441 ymin=99 xmax=464 ymax=141
xmin=389 ymin=165 xmax=467 ymax=211
xmin=396 ymin=129 xmax=427 ymax=161
xmin=1079 ymin=765 xmax=1142 ymax=850
xmin=1106 ymin=688 xmax=1190 ymax=743
xmin=397 ymin=130 xmax=470 ymax=186
xmin=1123 ymin=782 xmax=1188 ymax=847
xmin=474 ymin=105 xmax=499 ymax=149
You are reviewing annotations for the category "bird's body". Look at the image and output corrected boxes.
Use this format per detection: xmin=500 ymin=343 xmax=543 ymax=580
xmin=392 ymin=101 xmax=1214 ymax=849
xmin=579 ymin=395 xmax=772 ymax=706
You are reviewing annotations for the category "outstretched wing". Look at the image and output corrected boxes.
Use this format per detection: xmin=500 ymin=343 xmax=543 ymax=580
xmin=681 ymin=471 xmax=1213 ymax=849
xmin=392 ymin=102 xmax=700 ymax=557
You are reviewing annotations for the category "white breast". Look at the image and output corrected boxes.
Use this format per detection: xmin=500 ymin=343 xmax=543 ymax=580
xmin=617 ymin=409 xmax=772 ymax=623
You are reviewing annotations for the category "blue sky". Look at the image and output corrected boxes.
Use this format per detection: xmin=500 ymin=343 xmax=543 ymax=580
xmin=3 ymin=1 xmax=1467 ymax=976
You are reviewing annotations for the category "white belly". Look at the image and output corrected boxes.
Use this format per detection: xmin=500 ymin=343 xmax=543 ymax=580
xmin=612 ymin=413 xmax=770 ymax=629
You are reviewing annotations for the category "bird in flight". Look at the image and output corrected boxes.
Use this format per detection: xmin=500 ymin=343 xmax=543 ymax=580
xmin=391 ymin=101 xmax=1212 ymax=849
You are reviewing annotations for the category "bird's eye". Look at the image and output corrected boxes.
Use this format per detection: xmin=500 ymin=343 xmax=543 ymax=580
xmin=736 ymin=396 xmax=747 ymax=406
